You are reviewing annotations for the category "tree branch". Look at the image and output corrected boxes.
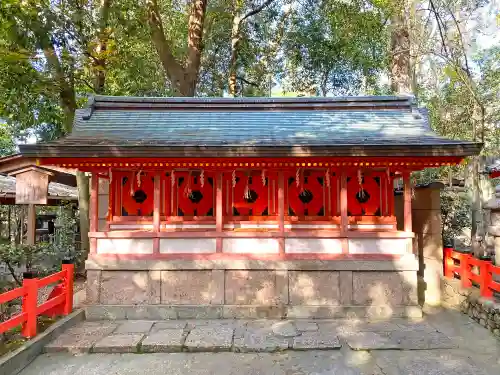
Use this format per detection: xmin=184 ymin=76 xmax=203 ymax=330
xmin=236 ymin=76 xmax=258 ymax=87
xmin=146 ymin=0 xmax=186 ymax=93
xmin=241 ymin=0 xmax=277 ymax=23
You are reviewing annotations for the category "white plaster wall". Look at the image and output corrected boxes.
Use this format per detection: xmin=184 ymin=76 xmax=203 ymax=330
xmin=285 ymin=224 xmax=339 ymax=229
xmin=109 ymin=224 xmax=154 ymax=230
xmin=285 ymin=238 xmax=343 ymax=254
xmin=348 ymin=224 xmax=394 ymax=229
xmin=163 ymin=224 xmax=216 ymax=230
xmin=160 ymin=238 xmax=216 ymax=253
xmin=223 ymin=238 xmax=280 ymax=253
xmin=348 ymin=238 xmax=408 ymax=254
xmin=96 ymin=238 xmax=154 ymax=254
xmin=225 ymin=223 xmax=279 ymax=229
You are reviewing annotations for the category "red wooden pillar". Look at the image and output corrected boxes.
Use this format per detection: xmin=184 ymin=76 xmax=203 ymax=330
xmin=216 ymin=172 xmax=223 ymax=253
xmin=403 ymin=172 xmax=412 ymax=233
xmin=153 ymin=173 xmax=161 ymax=254
xmin=108 ymin=174 xmax=114 ymax=221
xmin=278 ymin=171 xmax=285 ymax=256
xmin=340 ymin=171 xmax=348 ymax=254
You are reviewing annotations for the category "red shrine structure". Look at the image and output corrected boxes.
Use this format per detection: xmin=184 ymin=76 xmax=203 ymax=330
xmin=20 ymin=95 xmax=481 ymax=319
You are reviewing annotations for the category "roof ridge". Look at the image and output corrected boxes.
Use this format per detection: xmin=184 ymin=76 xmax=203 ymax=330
xmin=89 ymin=94 xmax=415 ymax=105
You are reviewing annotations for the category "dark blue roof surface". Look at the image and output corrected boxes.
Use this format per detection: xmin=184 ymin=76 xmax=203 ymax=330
xmin=19 ymin=95 xmax=481 ymax=158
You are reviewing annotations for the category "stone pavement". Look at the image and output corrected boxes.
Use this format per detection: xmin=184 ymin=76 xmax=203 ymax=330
xmin=19 ymin=308 xmax=500 ymax=375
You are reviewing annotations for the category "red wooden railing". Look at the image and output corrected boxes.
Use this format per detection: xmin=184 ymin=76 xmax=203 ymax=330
xmin=444 ymin=247 xmax=500 ymax=299
xmin=0 ymin=262 xmax=74 ymax=338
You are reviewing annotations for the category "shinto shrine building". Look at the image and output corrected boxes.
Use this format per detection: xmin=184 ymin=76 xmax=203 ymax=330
xmin=19 ymin=95 xmax=481 ymax=319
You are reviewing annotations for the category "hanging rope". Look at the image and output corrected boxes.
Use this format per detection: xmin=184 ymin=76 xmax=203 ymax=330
xmin=357 ymin=169 xmax=365 ymax=199
xmin=200 ymin=169 xmax=205 ymax=188
xmin=171 ymin=170 xmax=175 ymax=189
xmin=184 ymin=170 xmax=193 ymax=197
xmin=296 ymin=168 xmax=300 ymax=189
xmin=232 ymin=170 xmax=236 ymax=188
xmin=261 ymin=169 xmax=266 ymax=186
xmin=325 ymin=169 xmax=330 ymax=188
xmin=136 ymin=170 xmax=143 ymax=188
xmin=244 ymin=172 xmax=251 ymax=200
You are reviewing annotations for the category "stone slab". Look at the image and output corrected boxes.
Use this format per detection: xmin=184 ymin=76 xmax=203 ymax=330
xmin=184 ymin=327 xmax=234 ymax=352
xmin=92 ymin=334 xmax=144 ymax=353
xmin=345 ymin=330 xmax=457 ymax=350
xmin=294 ymin=321 xmax=318 ymax=332
xmin=345 ymin=332 xmax=400 ymax=350
xmin=272 ymin=321 xmax=299 ymax=337
xmin=19 ymin=351 xmax=386 ymax=375
xmin=233 ymin=332 xmax=289 ymax=352
xmin=390 ymin=330 xmax=458 ymax=350
xmin=141 ymin=329 xmax=186 ymax=353
xmin=151 ymin=321 xmax=187 ymax=331
xmin=292 ymin=332 xmax=341 ymax=350
xmin=373 ymin=350 xmax=493 ymax=375
xmin=114 ymin=320 xmax=154 ymax=334
xmin=45 ymin=321 xmax=118 ymax=354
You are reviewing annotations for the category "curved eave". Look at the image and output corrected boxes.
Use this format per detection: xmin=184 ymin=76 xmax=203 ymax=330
xmin=19 ymin=142 xmax=482 ymax=159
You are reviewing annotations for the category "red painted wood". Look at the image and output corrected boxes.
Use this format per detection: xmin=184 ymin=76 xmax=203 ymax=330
xmin=0 ymin=265 xmax=74 ymax=338
xmin=285 ymin=170 xmax=326 ymax=217
xmin=90 ymin=253 xmax=405 ymax=261
xmin=62 ymin=263 xmax=74 ymax=315
xmin=0 ymin=287 xmax=24 ymax=305
xmin=403 ymin=172 xmax=412 ymax=232
xmin=21 ymin=277 xmax=38 ymax=338
xmin=90 ymin=175 xmax=99 ymax=234
xmin=108 ymin=175 xmax=114 ymax=222
xmin=42 ymin=156 xmax=464 ymax=171
xmin=89 ymin=229 xmax=412 ymax=239
xmin=216 ymin=172 xmax=223 ymax=253
xmin=278 ymin=171 xmax=285 ymax=255
xmin=153 ymin=173 xmax=161 ymax=232
xmin=37 ymin=270 xmax=66 ymax=288
xmin=120 ymin=171 xmax=155 ymax=216
xmin=176 ymin=171 xmax=214 ymax=216
xmin=340 ymin=172 xmax=348 ymax=238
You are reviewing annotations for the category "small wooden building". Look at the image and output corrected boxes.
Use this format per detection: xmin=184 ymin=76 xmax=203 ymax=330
xmin=19 ymin=95 xmax=481 ymax=319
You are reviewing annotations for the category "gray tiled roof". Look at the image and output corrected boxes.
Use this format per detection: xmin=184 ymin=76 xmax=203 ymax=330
xmin=0 ymin=175 xmax=77 ymax=200
xmin=19 ymin=95 xmax=481 ymax=158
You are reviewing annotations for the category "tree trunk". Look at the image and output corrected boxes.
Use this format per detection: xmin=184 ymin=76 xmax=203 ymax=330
xmin=77 ymin=171 xmax=90 ymax=265
xmin=147 ymin=0 xmax=207 ymax=96
xmin=228 ymin=15 xmax=241 ymax=96
xmin=390 ymin=3 xmax=412 ymax=95
xmin=93 ymin=0 xmax=112 ymax=93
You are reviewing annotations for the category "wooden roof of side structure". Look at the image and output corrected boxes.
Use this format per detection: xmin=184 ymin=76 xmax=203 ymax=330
xmin=19 ymin=95 xmax=482 ymax=159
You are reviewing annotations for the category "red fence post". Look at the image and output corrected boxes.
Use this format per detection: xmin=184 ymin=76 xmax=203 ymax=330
xmin=444 ymin=247 xmax=453 ymax=278
xmin=460 ymin=253 xmax=472 ymax=288
xmin=21 ymin=272 xmax=38 ymax=338
xmin=480 ymin=262 xmax=493 ymax=299
xmin=62 ymin=261 xmax=74 ymax=315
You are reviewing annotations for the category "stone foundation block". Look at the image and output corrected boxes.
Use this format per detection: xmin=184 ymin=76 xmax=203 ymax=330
xmin=289 ymin=271 xmax=340 ymax=305
xmin=161 ymin=270 xmax=223 ymax=305
xmin=352 ymin=272 xmax=404 ymax=306
xmin=225 ymin=270 xmax=283 ymax=305
xmin=100 ymin=271 xmax=156 ymax=305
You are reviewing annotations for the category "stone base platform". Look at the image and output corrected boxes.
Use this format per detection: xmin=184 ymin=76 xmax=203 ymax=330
xmin=85 ymin=256 xmax=421 ymax=320
xmin=84 ymin=304 xmax=423 ymax=320
xmin=45 ymin=318 xmax=456 ymax=354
